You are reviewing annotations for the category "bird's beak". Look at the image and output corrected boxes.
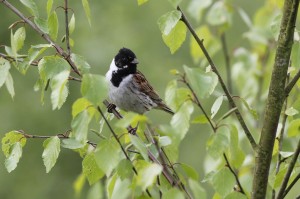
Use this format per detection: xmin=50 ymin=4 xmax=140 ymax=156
xmin=131 ymin=58 xmax=139 ymax=64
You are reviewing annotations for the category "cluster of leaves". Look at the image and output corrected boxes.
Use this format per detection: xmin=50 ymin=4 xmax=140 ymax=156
xmin=1 ymin=0 xmax=300 ymax=199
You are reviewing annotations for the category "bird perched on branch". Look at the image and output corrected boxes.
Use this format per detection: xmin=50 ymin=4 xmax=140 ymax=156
xmin=105 ymin=47 xmax=174 ymax=115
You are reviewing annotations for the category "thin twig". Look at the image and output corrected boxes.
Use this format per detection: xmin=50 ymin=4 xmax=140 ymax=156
xmin=283 ymin=172 xmax=300 ymax=198
xmin=223 ymin=153 xmax=245 ymax=194
xmin=1 ymin=0 xmax=81 ymax=77
xmin=285 ymin=68 xmax=300 ymax=97
xmin=178 ymin=6 xmax=257 ymax=150
xmin=64 ymin=0 xmax=71 ymax=55
xmin=221 ymin=33 xmax=232 ymax=93
xmin=276 ymin=138 xmax=300 ymax=199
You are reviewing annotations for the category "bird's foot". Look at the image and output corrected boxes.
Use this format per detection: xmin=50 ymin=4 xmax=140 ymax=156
xmin=107 ymin=103 xmax=116 ymax=113
xmin=128 ymin=126 xmax=137 ymax=135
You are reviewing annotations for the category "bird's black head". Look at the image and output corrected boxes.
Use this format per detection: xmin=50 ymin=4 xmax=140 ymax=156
xmin=114 ymin=48 xmax=139 ymax=68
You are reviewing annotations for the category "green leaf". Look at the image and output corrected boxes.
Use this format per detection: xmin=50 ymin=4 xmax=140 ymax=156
xmin=162 ymin=21 xmax=187 ymax=54
xmin=285 ymin=107 xmax=299 ymax=116
xmin=228 ymin=125 xmax=245 ymax=168
xmin=0 ymin=58 xmax=11 ymax=88
xmin=207 ymin=128 xmax=229 ymax=159
xmin=162 ymin=188 xmax=184 ymax=199
xmin=136 ymin=163 xmax=162 ymax=191
xmin=5 ymin=72 xmax=15 ymax=99
xmin=279 ymin=151 xmax=294 ymax=158
xmin=72 ymin=97 xmax=94 ymax=118
xmin=34 ymin=17 xmax=49 ymax=33
xmin=168 ymin=0 xmax=182 ymax=8
xmin=137 ymin=0 xmax=148 ymax=6
xmin=129 ymin=134 xmax=149 ymax=161
xmin=13 ymin=27 xmax=26 ymax=52
xmin=82 ymin=152 xmax=104 ymax=185
xmin=47 ymin=0 xmax=53 ymax=16
xmin=42 ymin=136 xmax=61 ymax=173
xmin=81 ymin=74 xmax=108 ymax=106
xmin=72 ymin=110 xmax=92 ymax=144
xmin=20 ymin=0 xmax=39 ymax=17
xmin=158 ymin=10 xmax=182 ymax=35
xmin=87 ymin=182 xmax=103 ymax=199
xmin=61 ymin=138 xmax=85 ymax=149
xmin=69 ymin=13 xmax=75 ymax=34
xmin=159 ymin=136 xmax=172 ymax=147
xmin=2 ymin=131 xmax=26 ymax=157
xmin=189 ymin=179 xmax=207 ymax=199
xmin=95 ymin=139 xmax=123 ymax=176
xmin=48 ymin=11 xmax=59 ymax=41
xmin=180 ymin=163 xmax=199 ymax=180
xmin=73 ymin=173 xmax=86 ymax=197
xmin=170 ymin=101 xmax=194 ymax=141
xmin=5 ymin=142 xmax=23 ymax=173
xmin=183 ymin=65 xmax=218 ymax=99
xmin=116 ymin=159 xmax=133 ymax=180
xmin=273 ymin=166 xmax=287 ymax=189
xmin=211 ymin=96 xmax=224 ymax=119
xmin=50 ymin=70 xmax=70 ymax=109
xmin=111 ymin=177 xmax=131 ymax=199
xmin=239 ymin=97 xmax=258 ymax=119
xmin=206 ymin=1 xmax=231 ymax=26
xmin=191 ymin=115 xmax=208 ymax=124
xmin=70 ymin=53 xmax=91 ymax=74
xmin=287 ymin=118 xmax=300 ymax=137
xmin=212 ymin=167 xmax=235 ymax=196
xmin=224 ymin=192 xmax=247 ymax=199
xmin=82 ymin=0 xmax=92 ymax=26
xmin=237 ymin=7 xmax=252 ymax=28
xmin=187 ymin=0 xmax=212 ymax=21
xmin=115 ymin=112 xmax=147 ymax=129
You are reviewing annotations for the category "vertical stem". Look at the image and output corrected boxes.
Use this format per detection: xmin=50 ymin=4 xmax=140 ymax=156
xmin=221 ymin=33 xmax=232 ymax=93
xmin=252 ymin=1 xmax=300 ymax=198
xmin=64 ymin=0 xmax=71 ymax=55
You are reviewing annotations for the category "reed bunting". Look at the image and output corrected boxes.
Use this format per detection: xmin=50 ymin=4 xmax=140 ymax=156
xmin=105 ymin=48 xmax=174 ymax=115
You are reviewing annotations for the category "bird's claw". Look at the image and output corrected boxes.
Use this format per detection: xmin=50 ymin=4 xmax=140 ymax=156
xmin=107 ymin=103 xmax=116 ymax=113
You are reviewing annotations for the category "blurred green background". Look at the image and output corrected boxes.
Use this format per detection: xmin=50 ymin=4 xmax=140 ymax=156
xmin=0 ymin=0 xmax=281 ymax=198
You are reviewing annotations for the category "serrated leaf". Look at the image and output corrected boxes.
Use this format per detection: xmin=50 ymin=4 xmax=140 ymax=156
xmin=34 ymin=17 xmax=49 ymax=33
xmin=82 ymin=0 xmax=91 ymax=26
xmin=0 ymin=58 xmax=11 ymax=88
xmin=162 ymin=21 xmax=187 ymax=54
xmin=20 ymin=0 xmax=39 ymax=17
xmin=207 ymin=128 xmax=229 ymax=159
xmin=38 ymin=56 xmax=70 ymax=81
xmin=47 ymin=0 xmax=53 ymax=16
xmin=129 ymin=134 xmax=149 ymax=161
xmin=13 ymin=27 xmax=26 ymax=52
xmin=5 ymin=142 xmax=23 ymax=173
xmin=137 ymin=0 xmax=148 ymax=6
xmin=287 ymin=118 xmax=300 ymax=137
xmin=95 ymin=139 xmax=123 ymax=176
xmin=72 ymin=97 xmax=94 ymax=118
xmin=69 ymin=13 xmax=75 ymax=34
xmin=211 ymin=96 xmax=224 ymax=119
xmin=285 ymin=107 xmax=299 ymax=116
xmin=189 ymin=179 xmax=207 ymax=199
xmin=212 ymin=167 xmax=235 ymax=196
xmin=48 ymin=11 xmax=58 ymax=41
xmin=50 ymin=70 xmax=70 ymax=110
xmin=71 ymin=53 xmax=91 ymax=74
xmin=5 ymin=72 xmax=15 ymax=99
xmin=136 ymin=163 xmax=162 ymax=191
xmin=183 ymin=65 xmax=218 ymax=99
xmin=2 ymin=131 xmax=26 ymax=157
xmin=158 ymin=10 xmax=182 ymax=35
xmin=72 ymin=110 xmax=92 ymax=144
xmin=42 ymin=136 xmax=61 ymax=173
xmin=82 ymin=152 xmax=104 ymax=185
xmin=162 ymin=188 xmax=184 ymax=199
xmin=81 ymin=74 xmax=108 ymax=106
xmin=171 ymin=101 xmax=194 ymax=141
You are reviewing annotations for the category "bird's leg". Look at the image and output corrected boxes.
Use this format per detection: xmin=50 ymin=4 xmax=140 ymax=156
xmin=128 ymin=122 xmax=139 ymax=135
xmin=107 ymin=103 xmax=117 ymax=113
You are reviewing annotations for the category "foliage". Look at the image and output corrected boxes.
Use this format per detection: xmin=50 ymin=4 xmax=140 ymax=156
xmin=1 ymin=0 xmax=300 ymax=199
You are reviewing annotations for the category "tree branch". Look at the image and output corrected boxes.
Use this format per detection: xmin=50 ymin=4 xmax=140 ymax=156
xmin=1 ymin=0 xmax=81 ymax=77
xmin=252 ymin=0 xmax=300 ymax=198
xmin=64 ymin=0 xmax=71 ymax=55
xmin=283 ymin=172 xmax=300 ymax=198
xmin=177 ymin=6 xmax=257 ymax=151
xmin=285 ymin=68 xmax=300 ymax=97
xmin=220 ymin=33 xmax=232 ymax=94
xmin=276 ymin=138 xmax=300 ymax=199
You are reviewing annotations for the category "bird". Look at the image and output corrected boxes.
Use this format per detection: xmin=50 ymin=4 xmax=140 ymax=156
xmin=105 ymin=47 xmax=174 ymax=115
